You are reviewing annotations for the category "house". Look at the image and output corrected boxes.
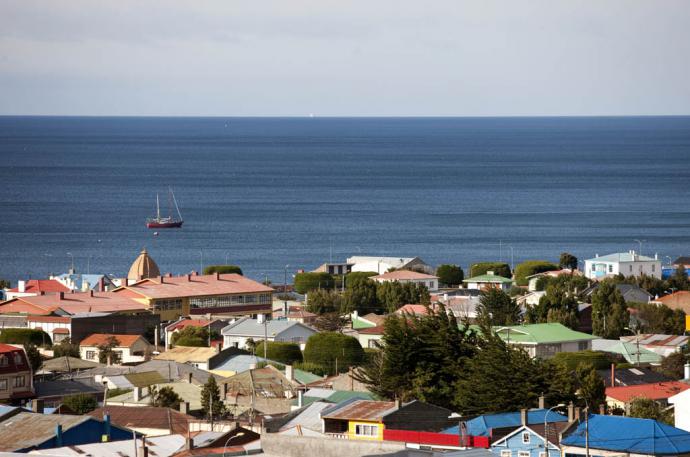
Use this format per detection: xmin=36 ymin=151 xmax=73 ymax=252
xmin=51 ymin=270 xmax=116 ymax=293
xmin=605 ymin=381 xmax=690 ymax=411
xmin=221 ymin=316 xmax=317 ymax=350
xmin=395 ymin=304 xmax=433 ymax=316
xmin=560 ymin=414 xmax=690 ymax=457
xmin=584 ymin=283 xmax=652 ymax=304
xmin=101 ymin=370 xmax=168 ymax=391
xmin=0 ymin=412 xmax=136 ymax=452
xmin=584 ymin=251 xmax=662 ymax=280
xmin=346 ymin=256 xmax=433 ymax=275
xmin=655 ymin=291 xmax=690 ymax=315
xmin=87 ymin=405 xmax=194 ymax=436
xmin=356 ymin=325 xmax=385 ymax=349
xmin=669 ymin=379 xmax=690 ymax=432
xmin=312 ymin=262 xmax=354 ymax=276
xmin=38 ymin=356 xmax=103 ymax=375
xmin=592 ymin=339 xmax=663 ymax=365
xmin=164 ymin=317 xmax=222 ymax=349
xmin=0 ymin=344 xmax=34 ymax=403
xmin=305 ymin=368 xmax=372 ymax=393
xmin=0 ymin=291 xmax=150 ymax=318
xmin=596 ymin=366 xmax=672 ymax=387
xmin=113 ymin=271 xmax=274 ymax=321
xmin=443 ymin=408 xmax=569 ymax=442
xmin=267 ymin=400 xmax=335 ymax=434
xmin=71 ymin=359 xmax=220 ymax=386
xmin=273 ymin=304 xmax=318 ymax=325
xmin=492 ymin=323 xmax=596 ymax=358
xmin=463 ymin=272 xmax=513 ymax=291
xmin=107 ymin=380 xmax=204 ymax=411
xmin=516 ymin=291 xmax=546 ymax=307
xmin=221 ymin=366 xmax=297 ymax=416
xmin=371 ymin=270 xmax=439 ymax=292
xmin=350 ymin=311 xmax=385 ymax=330
xmin=34 ymin=378 xmax=105 ymax=407
xmin=79 ymin=333 xmax=153 ymax=364
xmin=672 ymin=257 xmax=690 ymax=269
xmin=321 ymin=399 xmax=397 ymax=440
xmin=619 ymin=333 xmax=689 ymax=357
xmin=490 ymin=421 xmax=567 ymax=457
xmin=4 ymin=279 xmax=71 ymax=300
xmin=526 ymin=269 xmax=581 ymax=292
xmin=154 ymin=346 xmax=220 ymax=370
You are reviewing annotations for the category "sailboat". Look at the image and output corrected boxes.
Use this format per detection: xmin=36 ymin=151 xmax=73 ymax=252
xmin=146 ymin=188 xmax=184 ymax=229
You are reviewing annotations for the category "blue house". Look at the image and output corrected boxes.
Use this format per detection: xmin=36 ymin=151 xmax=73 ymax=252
xmin=561 ymin=414 xmax=690 ymax=457
xmin=491 ymin=424 xmax=563 ymax=457
xmin=444 ymin=409 xmax=568 ymax=438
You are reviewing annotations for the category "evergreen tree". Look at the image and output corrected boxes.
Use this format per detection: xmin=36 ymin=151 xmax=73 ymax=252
xmin=476 ymin=288 xmax=521 ymax=327
xmin=153 ymin=386 xmax=182 ymax=410
xmin=668 ymin=265 xmax=690 ymax=291
xmin=629 ymin=397 xmax=673 ymax=424
xmin=526 ymin=284 xmax=579 ymax=329
xmin=171 ymin=326 xmax=209 ymax=347
xmin=591 ymin=281 xmax=629 ymax=338
xmin=200 ymin=376 xmax=224 ymax=419
xmin=52 ymin=339 xmax=80 ymax=358
xmin=342 ymin=275 xmax=378 ymax=314
xmin=63 ymin=394 xmax=97 ymax=414
xmin=24 ymin=344 xmax=42 ymax=372
xmin=559 ymin=252 xmax=578 ymax=270
xmin=97 ymin=336 xmax=121 ymax=364
xmin=575 ymin=363 xmax=606 ymax=410
xmin=306 ymin=289 xmax=343 ymax=314
xmin=436 ymin=264 xmax=464 ymax=287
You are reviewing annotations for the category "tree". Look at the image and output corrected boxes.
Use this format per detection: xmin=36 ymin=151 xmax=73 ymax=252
xmin=24 ymin=344 xmax=42 ymax=372
xmin=575 ymin=363 xmax=606 ymax=410
xmin=551 ymin=350 xmax=614 ymax=371
xmin=436 ymin=264 xmax=464 ymax=287
xmin=632 ymin=302 xmax=686 ymax=334
xmin=0 ymin=328 xmax=51 ymax=346
xmin=668 ymin=265 xmax=690 ymax=291
xmin=591 ymin=281 xmax=629 ymax=339
xmin=476 ymin=288 xmax=521 ymax=327
xmin=376 ymin=281 xmax=430 ymax=313
xmin=200 ymin=376 xmax=225 ymax=419
xmin=303 ymin=332 xmax=364 ymax=375
xmin=294 ymin=272 xmax=334 ymax=294
xmin=346 ymin=271 xmax=379 ymax=284
xmin=469 ymin=262 xmax=511 ymax=279
xmin=52 ymin=339 xmax=80 ymax=358
xmin=305 ymin=289 xmax=343 ymax=315
xmin=514 ymin=260 xmax=559 ymax=286
xmin=152 ymin=386 xmax=182 ymax=410
xmin=97 ymin=336 xmax=121 ymax=364
xmin=661 ymin=352 xmax=687 ymax=379
xmin=203 ymin=265 xmax=243 ymax=275
xmin=0 ymin=279 xmax=10 ymax=289
xmin=525 ymin=284 xmax=579 ymax=329
xmin=629 ymin=397 xmax=673 ymax=424
xmin=259 ymin=341 xmax=303 ymax=365
xmin=559 ymin=253 xmax=579 ymax=270
xmin=342 ymin=275 xmax=378 ymax=314
xmin=313 ymin=312 xmax=349 ymax=332
xmin=171 ymin=326 xmax=209 ymax=347
xmin=63 ymin=394 xmax=97 ymax=414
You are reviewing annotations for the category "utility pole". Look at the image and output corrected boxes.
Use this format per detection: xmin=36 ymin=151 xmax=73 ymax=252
xmin=585 ymin=407 xmax=590 ymax=457
xmin=209 ymin=391 xmax=214 ymax=431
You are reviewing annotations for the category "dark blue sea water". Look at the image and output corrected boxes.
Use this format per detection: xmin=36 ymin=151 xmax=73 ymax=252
xmin=1 ymin=116 xmax=690 ymax=284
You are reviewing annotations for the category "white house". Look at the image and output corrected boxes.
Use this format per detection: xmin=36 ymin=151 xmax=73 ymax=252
xmin=669 ymin=364 xmax=690 ymax=432
xmin=221 ymin=316 xmax=318 ymax=350
xmin=584 ymin=251 xmax=662 ymax=280
xmin=79 ymin=333 xmax=153 ymax=364
xmin=462 ymin=271 xmax=513 ymax=291
xmin=346 ymin=256 xmax=433 ymax=274
xmin=371 ymin=270 xmax=439 ymax=291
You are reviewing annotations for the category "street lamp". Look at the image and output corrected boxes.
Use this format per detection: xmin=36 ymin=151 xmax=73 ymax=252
xmin=633 ymin=239 xmax=644 ymax=256
xmin=222 ymin=432 xmax=246 ymax=457
xmin=225 ymin=252 xmax=230 ymax=265
xmin=665 ymin=256 xmax=672 ymax=266
xmin=199 ymin=250 xmax=204 ymax=274
xmin=544 ymin=404 xmax=565 ymax=457
xmin=66 ymin=252 xmax=75 ymax=272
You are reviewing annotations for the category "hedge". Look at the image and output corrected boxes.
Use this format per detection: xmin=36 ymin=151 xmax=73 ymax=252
xmin=0 ymin=328 xmax=51 ymax=346
xmin=294 ymin=272 xmax=335 ymax=294
xmin=469 ymin=262 xmax=511 ymax=279
xmin=203 ymin=265 xmax=243 ymax=275
xmin=259 ymin=341 xmax=303 ymax=365
xmin=303 ymin=332 xmax=364 ymax=375
xmin=513 ymin=260 xmax=559 ymax=286
xmin=551 ymin=350 xmax=615 ymax=371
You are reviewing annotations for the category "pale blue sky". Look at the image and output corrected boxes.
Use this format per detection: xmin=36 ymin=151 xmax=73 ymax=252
xmin=1 ymin=1 xmax=689 ymax=116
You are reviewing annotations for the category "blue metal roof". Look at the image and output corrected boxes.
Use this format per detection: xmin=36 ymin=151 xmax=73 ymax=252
xmin=444 ymin=409 xmax=568 ymax=436
xmin=561 ymin=414 xmax=690 ymax=455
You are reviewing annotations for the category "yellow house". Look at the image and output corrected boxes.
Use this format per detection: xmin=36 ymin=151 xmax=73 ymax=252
xmin=321 ymin=400 xmax=397 ymax=441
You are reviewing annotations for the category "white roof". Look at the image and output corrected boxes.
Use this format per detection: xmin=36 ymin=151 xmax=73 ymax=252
xmin=29 ymin=433 xmax=199 ymax=457
xmin=221 ymin=317 xmax=316 ymax=337
xmin=281 ymin=401 xmax=333 ymax=432
xmin=586 ymin=252 xmax=658 ymax=263
xmin=347 ymin=256 xmax=416 ymax=265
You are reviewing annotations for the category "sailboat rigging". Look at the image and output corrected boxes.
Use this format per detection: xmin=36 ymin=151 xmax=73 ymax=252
xmin=146 ymin=188 xmax=184 ymax=229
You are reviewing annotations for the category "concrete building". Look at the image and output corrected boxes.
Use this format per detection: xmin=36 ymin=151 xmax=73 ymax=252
xmin=80 ymin=333 xmax=153 ymax=364
xmin=312 ymin=262 xmax=354 ymax=275
xmin=371 ymin=270 xmax=439 ymax=291
xmin=346 ymin=256 xmax=433 ymax=275
xmin=584 ymin=251 xmax=662 ymax=280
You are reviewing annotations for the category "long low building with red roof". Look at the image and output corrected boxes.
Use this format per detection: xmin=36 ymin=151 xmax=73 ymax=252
xmin=606 ymin=381 xmax=690 ymax=410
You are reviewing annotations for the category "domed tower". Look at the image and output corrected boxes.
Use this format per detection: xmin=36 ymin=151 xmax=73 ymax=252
xmin=128 ymin=248 xmax=161 ymax=281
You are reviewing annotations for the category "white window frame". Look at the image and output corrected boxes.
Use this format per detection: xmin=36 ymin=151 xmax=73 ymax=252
xmin=501 ymin=451 xmax=512 ymax=457
xmin=519 ymin=451 xmax=530 ymax=457
xmin=0 ymin=379 xmax=7 ymax=390
xmin=355 ymin=424 xmax=378 ymax=437
xmin=522 ymin=432 xmax=530 ymax=444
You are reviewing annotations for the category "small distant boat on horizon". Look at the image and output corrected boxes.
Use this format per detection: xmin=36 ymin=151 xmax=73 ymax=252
xmin=146 ymin=188 xmax=184 ymax=229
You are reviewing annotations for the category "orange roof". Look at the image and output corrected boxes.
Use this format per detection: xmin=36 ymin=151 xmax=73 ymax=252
xmin=27 ymin=316 xmax=71 ymax=324
xmin=80 ymin=333 xmax=147 ymax=348
xmin=358 ymin=325 xmax=385 ymax=335
xmin=52 ymin=328 xmax=70 ymax=334
xmin=0 ymin=292 xmax=147 ymax=315
xmin=395 ymin=304 xmax=431 ymax=315
xmin=118 ymin=273 xmax=273 ymax=299
xmin=606 ymin=382 xmax=690 ymax=403
xmin=372 ymin=270 xmax=438 ymax=281
xmin=7 ymin=279 xmax=70 ymax=294
xmin=657 ymin=291 xmax=690 ymax=312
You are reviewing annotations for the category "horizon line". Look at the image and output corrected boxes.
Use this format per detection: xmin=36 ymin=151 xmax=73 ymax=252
xmin=1 ymin=114 xmax=690 ymax=119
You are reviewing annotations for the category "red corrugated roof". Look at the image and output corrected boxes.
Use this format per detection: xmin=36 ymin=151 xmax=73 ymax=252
xmin=80 ymin=333 xmax=146 ymax=348
xmin=606 ymin=381 xmax=690 ymax=402
xmin=120 ymin=273 xmax=273 ymax=299
xmin=322 ymin=400 xmax=396 ymax=421
xmin=27 ymin=316 xmax=71 ymax=324
xmin=52 ymin=328 xmax=70 ymax=334
xmin=372 ymin=270 xmax=438 ymax=281
xmin=7 ymin=280 xmax=70 ymax=294
xmin=0 ymin=292 xmax=146 ymax=315
xmin=395 ymin=304 xmax=431 ymax=315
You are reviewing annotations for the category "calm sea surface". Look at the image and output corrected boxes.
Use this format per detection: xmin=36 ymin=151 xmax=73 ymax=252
xmin=1 ymin=116 xmax=690 ymax=283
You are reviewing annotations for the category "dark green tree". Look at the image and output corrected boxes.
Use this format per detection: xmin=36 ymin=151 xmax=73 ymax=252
xmin=97 ymin=336 xmax=121 ymax=364
xmin=591 ymin=281 xmax=629 ymax=339
xmin=259 ymin=341 xmax=303 ymax=365
xmin=632 ymin=302 xmax=686 ymax=334
xmin=559 ymin=253 xmax=579 ymax=270
xmin=171 ymin=326 xmax=210 ymax=347
xmin=629 ymin=397 xmax=673 ymax=424
xmin=24 ymin=344 xmax=42 ymax=372
xmin=152 ymin=386 xmax=182 ymax=410
xmin=469 ymin=262 xmax=511 ymax=279
xmin=575 ymin=363 xmax=606 ymax=410
xmin=342 ymin=275 xmax=378 ymax=314
xmin=203 ymin=265 xmax=243 ymax=275
xmin=312 ymin=312 xmax=349 ymax=332
xmin=294 ymin=272 xmax=335 ymax=294
xmin=52 ymin=339 xmax=81 ymax=358
xmin=200 ymin=376 xmax=225 ymax=419
xmin=306 ymin=289 xmax=343 ymax=315
xmin=538 ymin=359 xmax=579 ymax=408
xmin=514 ymin=260 xmax=559 ymax=286
xmin=660 ymin=352 xmax=687 ymax=379
xmin=436 ymin=264 xmax=464 ymax=287
xmin=303 ymin=332 xmax=365 ymax=375
xmin=668 ymin=265 xmax=690 ymax=291
xmin=0 ymin=279 xmax=10 ymax=289
xmin=526 ymin=284 xmax=579 ymax=329
xmin=476 ymin=288 xmax=521 ymax=327
xmin=63 ymin=394 xmax=98 ymax=414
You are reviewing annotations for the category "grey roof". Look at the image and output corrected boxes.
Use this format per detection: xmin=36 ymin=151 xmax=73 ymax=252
xmin=280 ymin=401 xmax=333 ymax=432
xmin=212 ymin=354 xmax=272 ymax=373
xmin=39 ymin=356 xmax=103 ymax=373
xmin=586 ymin=253 xmax=658 ymax=263
xmin=35 ymin=378 xmax=105 ymax=399
xmin=0 ymin=412 xmax=90 ymax=452
xmin=61 ymin=359 xmax=222 ymax=384
xmin=221 ymin=317 xmax=315 ymax=337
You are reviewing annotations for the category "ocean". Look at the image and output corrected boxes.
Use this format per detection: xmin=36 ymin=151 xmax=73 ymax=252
xmin=1 ymin=116 xmax=689 ymax=284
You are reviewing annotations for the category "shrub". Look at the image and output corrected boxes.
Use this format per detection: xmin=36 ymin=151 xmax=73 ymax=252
xmin=514 ymin=260 xmax=559 ymax=286
xmin=52 ymin=340 xmax=80 ymax=358
xmin=469 ymin=262 xmax=511 ymax=279
xmin=551 ymin=350 xmax=614 ymax=371
xmin=63 ymin=394 xmax=97 ymax=414
xmin=294 ymin=272 xmax=335 ymax=294
xmin=345 ymin=271 xmax=379 ymax=285
xmin=203 ymin=265 xmax=243 ymax=275
xmin=0 ymin=328 xmax=51 ymax=346
xmin=171 ymin=326 xmax=209 ymax=347
xmin=294 ymin=361 xmax=330 ymax=377
xmin=436 ymin=264 xmax=464 ymax=287
xmin=303 ymin=332 xmax=364 ymax=375
xmin=258 ymin=341 xmax=303 ymax=365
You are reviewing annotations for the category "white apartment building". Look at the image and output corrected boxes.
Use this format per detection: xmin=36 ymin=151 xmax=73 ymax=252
xmin=584 ymin=251 xmax=662 ymax=280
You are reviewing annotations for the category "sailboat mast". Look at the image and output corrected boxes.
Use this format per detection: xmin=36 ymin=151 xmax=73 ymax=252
xmin=171 ymin=188 xmax=183 ymax=220
xmin=156 ymin=193 xmax=160 ymax=220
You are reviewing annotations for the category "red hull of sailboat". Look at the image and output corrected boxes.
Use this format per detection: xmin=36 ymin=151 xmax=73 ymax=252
xmin=146 ymin=220 xmax=184 ymax=229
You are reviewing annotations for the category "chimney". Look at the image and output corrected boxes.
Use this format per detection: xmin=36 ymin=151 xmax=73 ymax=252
xmin=121 ymin=278 xmax=128 ymax=287
xmin=567 ymin=402 xmax=574 ymax=422
xmin=298 ymin=390 xmax=303 ymax=408
xmin=286 ymin=365 xmax=294 ymax=381
xmin=89 ymin=290 xmax=94 ymax=297
xmin=520 ymin=408 xmax=527 ymax=426
xmin=104 ymin=413 xmax=111 ymax=441
xmin=187 ymin=372 xmax=193 ymax=384
xmin=257 ymin=314 xmax=265 ymax=324
xmin=98 ymin=276 xmax=105 ymax=292
xmin=349 ymin=366 xmax=354 ymax=391
xmin=58 ymin=292 xmax=64 ymax=300
xmin=139 ymin=437 xmax=149 ymax=457
xmin=133 ymin=387 xmax=142 ymax=402
xmin=187 ymin=273 xmax=192 ymax=282
xmin=599 ymin=404 xmax=606 ymax=415
xmin=611 ymin=363 xmax=616 ymax=387
xmin=684 ymin=363 xmax=690 ymax=381
xmin=186 ymin=437 xmax=194 ymax=451
xmin=179 ymin=401 xmax=190 ymax=415
xmin=538 ymin=395 xmax=545 ymax=409
xmin=55 ymin=424 xmax=63 ymax=447
xmin=167 ymin=272 xmax=173 ymax=277
xmin=194 ymin=270 xmax=199 ymax=276
xmin=216 ymin=271 xmax=220 ymax=280
xmin=32 ymin=399 xmax=44 ymax=414
xmin=18 ymin=280 xmax=25 ymax=293
xmin=395 ymin=398 xmax=401 ymax=410
xmin=159 ymin=276 xmax=165 ymax=284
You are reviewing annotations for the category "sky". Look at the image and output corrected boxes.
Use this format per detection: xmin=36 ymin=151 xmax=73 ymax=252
xmin=1 ymin=1 xmax=689 ymax=116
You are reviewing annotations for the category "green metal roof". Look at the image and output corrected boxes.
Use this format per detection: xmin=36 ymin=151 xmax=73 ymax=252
xmin=463 ymin=273 xmax=513 ymax=283
xmin=494 ymin=323 xmax=597 ymax=344
xmin=352 ymin=315 xmax=377 ymax=330
xmin=294 ymin=369 xmax=322 ymax=385
xmin=604 ymin=341 xmax=662 ymax=365
xmin=326 ymin=390 xmax=375 ymax=403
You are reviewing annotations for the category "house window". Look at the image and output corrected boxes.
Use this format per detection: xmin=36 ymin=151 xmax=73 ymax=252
xmin=591 ymin=264 xmax=595 ymax=272
xmin=13 ymin=353 xmax=23 ymax=365
xmin=501 ymin=451 xmax=512 ymax=457
xmin=355 ymin=424 xmax=378 ymax=437
xmin=0 ymin=379 xmax=7 ymax=390
xmin=652 ymin=264 xmax=656 ymax=272
xmin=85 ymin=351 xmax=96 ymax=360
xmin=629 ymin=265 xmax=633 ymax=272
xmin=112 ymin=351 xmax=123 ymax=363
xmin=519 ymin=452 xmax=530 ymax=457
xmin=522 ymin=432 xmax=530 ymax=444
xmin=608 ymin=265 xmax=613 ymax=273
xmin=578 ymin=341 xmax=589 ymax=351
xmin=0 ymin=356 xmax=7 ymax=367
xmin=14 ymin=376 xmax=25 ymax=388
